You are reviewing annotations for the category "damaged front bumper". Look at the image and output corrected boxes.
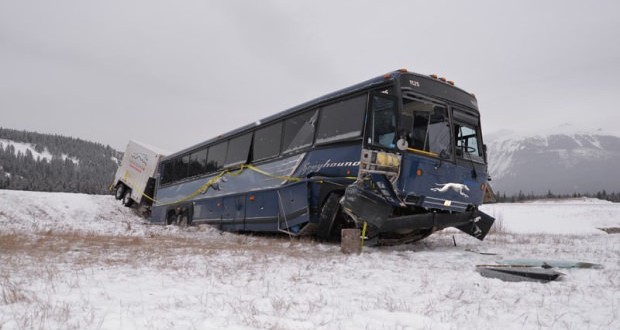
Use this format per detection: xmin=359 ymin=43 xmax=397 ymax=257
xmin=341 ymin=184 xmax=495 ymax=242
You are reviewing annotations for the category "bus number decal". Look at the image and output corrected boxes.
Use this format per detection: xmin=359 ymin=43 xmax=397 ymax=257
xmin=409 ymin=80 xmax=420 ymax=87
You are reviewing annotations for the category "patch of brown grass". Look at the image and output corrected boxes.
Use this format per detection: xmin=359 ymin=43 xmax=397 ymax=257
xmin=0 ymin=228 xmax=325 ymax=273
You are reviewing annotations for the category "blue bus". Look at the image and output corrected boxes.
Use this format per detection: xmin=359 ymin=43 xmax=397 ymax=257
xmin=149 ymin=69 xmax=495 ymax=245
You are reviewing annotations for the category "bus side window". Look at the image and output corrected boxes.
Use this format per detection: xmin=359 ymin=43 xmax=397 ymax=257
xmin=282 ymin=110 xmax=318 ymax=153
xmin=254 ymin=122 xmax=282 ymax=161
xmin=316 ymin=95 xmax=366 ymax=144
xmin=160 ymin=161 xmax=173 ymax=184
xmin=172 ymin=155 xmax=189 ymax=182
xmin=225 ymin=133 xmax=252 ymax=167
xmin=189 ymin=148 xmax=208 ymax=177
xmin=206 ymin=142 xmax=227 ymax=172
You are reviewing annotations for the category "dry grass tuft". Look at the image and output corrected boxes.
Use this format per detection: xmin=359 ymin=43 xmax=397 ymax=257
xmin=0 ymin=227 xmax=324 ymax=275
xmin=488 ymin=211 xmax=506 ymax=235
xmin=0 ymin=278 xmax=31 ymax=305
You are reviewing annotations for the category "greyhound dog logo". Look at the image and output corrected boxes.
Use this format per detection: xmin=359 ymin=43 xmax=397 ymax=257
xmin=431 ymin=183 xmax=470 ymax=198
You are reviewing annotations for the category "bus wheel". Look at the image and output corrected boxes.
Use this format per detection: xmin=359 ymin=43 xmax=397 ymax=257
xmin=114 ymin=184 xmax=126 ymax=200
xmin=178 ymin=215 xmax=189 ymax=227
xmin=317 ymin=193 xmax=342 ymax=240
xmin=122 ymin=190 xmax=134 ymax=207
xmin=166 ymin=211 xmax=176 ymax=225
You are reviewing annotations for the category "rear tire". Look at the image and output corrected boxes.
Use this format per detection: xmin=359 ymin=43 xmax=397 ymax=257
xmin=114 ymin=184 xmax=126 ymax=200
xmin=178 ymin=215 xmax=189 ymax=227
xmin=122 ymin=190 xmax=134 ymax=207
xmin=166 ymin=211 xmax=176 ymax=225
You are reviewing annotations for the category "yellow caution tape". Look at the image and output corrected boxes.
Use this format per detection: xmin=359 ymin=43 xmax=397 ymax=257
xmin=117 ymin=162 xmax=358 ymax=208
xmin=361 ymin=221 xmax=368 ymax=252
xmin=118 ymin=163 xmax=317 ymax=207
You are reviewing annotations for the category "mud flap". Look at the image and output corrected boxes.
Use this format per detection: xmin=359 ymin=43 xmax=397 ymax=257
xmin=455 ymin=210 xmax=495 ymax=240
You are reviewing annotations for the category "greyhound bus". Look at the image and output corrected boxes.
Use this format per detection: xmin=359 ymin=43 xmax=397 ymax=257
xmin=149 ymin=69 xmax=495 ymax=245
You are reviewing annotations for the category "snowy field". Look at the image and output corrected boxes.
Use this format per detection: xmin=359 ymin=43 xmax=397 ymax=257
xmin=1 ymin=190 xmax=619 ymax=330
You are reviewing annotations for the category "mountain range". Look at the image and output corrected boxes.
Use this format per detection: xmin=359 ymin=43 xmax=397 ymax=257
xmin=485 ymin=124 xmax=620 ymax=196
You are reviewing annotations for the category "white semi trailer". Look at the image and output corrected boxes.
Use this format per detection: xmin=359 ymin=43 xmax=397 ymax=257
xmin=112 ymin=140 xmax=168 ymax=208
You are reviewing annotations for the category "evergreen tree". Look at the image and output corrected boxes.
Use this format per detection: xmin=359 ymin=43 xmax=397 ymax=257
xmin=0 ymin=127 xmax=122 ymax=194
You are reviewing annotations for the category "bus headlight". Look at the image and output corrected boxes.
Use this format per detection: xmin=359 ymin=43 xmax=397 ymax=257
xmin=376 ymin=152 xmax=400 ymax=168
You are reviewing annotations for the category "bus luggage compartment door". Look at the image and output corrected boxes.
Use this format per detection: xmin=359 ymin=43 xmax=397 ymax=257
xmin=277 ymin=183 xmax=310 ymax=234
xmin=221 ymin=195 xmax=246 ymax=232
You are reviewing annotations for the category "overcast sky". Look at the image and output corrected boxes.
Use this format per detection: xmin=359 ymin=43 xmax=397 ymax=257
xmin=1 ymin=0 xmax=619 ymax=152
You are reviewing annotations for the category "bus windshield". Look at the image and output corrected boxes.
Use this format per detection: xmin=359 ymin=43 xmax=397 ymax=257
xmin=400 ymin=96 xmax=451 ymax=158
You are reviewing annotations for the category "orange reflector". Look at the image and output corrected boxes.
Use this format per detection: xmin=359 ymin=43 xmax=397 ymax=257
xmin=399 ymin=68 xmax=408 ymax=72
xmin=383 ymin=73 xmax=392 ymax=79
xmin=448 ymin=80 xmax=455 ymax=86
xmin=346 ymin=169 xmax=351 ymax=176
xmin=416 ymin=169 xmax=423 ymax=176
xmin=430 ymin=74 xmax=438 ymax=79
xmin=480 ymin=183 xmax=486 ymax=191
xmin=439 ymin=77 xmax=447 ymax=82
xmin=249 ymin=195 xmax=255 ymax=201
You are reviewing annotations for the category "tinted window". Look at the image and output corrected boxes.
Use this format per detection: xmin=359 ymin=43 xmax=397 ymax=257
xmin=172 ymin=155 xmax=189 ymax=181
xmin=316 ymin=95 xmax=366 ymax=144
xmin=453 ymin=109 xmax=479 ymax=125
xmin=225 ymin=133 xmax=252 ymax=167
xmin=189 ymin=148 xmax=207 ymax=177
xmin=206 ymin=142 xmax=227 ymax=172
xmin=282 ymin=110 xmax=318 ymax=153
xmin=254 ymin=122 xmax=282 ymax=161
xmin=160 ymin=161 xmax=174 ymax=185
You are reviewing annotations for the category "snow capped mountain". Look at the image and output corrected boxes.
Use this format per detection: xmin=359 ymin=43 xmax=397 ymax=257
xmin=485 ymin=124 xmax=620 ymax=195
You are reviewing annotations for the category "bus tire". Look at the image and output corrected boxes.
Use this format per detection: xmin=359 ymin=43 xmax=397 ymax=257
xmin=114 ymin=183 xmax=126 ymax=200
xmin=122 ymin=190 xmax=134 ymax=207
xmin=166 ymin=211 xmax=176 ymax=225
xmin=317 ymin=193 xmax=342 ymax=240
xmin=178 ymin=215 xmax=189 ymax=227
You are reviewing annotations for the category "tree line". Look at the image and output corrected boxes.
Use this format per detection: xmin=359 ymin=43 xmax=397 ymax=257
xmin=0 ymin=127 xmax=122 ymax=194
xmin=494 ymin=190 xmax=620 ymax=203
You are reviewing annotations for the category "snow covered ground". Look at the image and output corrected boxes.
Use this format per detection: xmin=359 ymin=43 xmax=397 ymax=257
xmin=1 ymin=190 xmax=619 ymax=329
